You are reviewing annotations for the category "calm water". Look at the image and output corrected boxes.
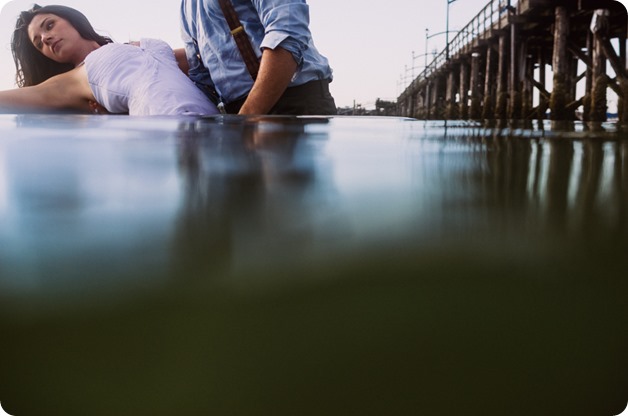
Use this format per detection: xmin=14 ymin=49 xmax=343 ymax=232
xmin=0 ymin=115 xmax=627 ymax=415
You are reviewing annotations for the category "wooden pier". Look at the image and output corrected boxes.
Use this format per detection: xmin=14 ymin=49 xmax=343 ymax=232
xmin=397 ymin=0 xmax=628 ymax=122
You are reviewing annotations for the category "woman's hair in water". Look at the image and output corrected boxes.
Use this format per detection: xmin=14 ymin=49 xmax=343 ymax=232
xmin=11 ymin=4 xmax=113 ymax=87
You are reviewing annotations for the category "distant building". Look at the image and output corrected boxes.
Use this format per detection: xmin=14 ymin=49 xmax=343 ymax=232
xmin=337 ymin=99 xmax=397 ymax=116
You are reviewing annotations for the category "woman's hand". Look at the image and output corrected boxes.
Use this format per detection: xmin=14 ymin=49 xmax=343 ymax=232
xmin=88 ymin=100 xmax=108 ymax=115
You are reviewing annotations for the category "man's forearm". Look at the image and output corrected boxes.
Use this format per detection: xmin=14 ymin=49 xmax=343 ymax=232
xmin=238 ymin=47 xmax=297 ymax=115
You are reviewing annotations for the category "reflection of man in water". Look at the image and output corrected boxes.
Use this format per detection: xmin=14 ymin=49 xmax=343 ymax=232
xmin=171 ymin=118 xmax=332 ymax=278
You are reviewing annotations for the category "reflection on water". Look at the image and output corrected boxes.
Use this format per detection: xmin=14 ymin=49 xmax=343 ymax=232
xmin=0 ymin=144 xmax=7 ymax=216
xmin=0 ymin=115 xmax=627 ymax=415
xmin=449 ymin=125 xmax=628 ymax=238
xmin=172 ymin=117 xmax=344 ymax=281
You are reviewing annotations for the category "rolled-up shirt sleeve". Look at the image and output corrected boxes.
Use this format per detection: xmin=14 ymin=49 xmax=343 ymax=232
xmin=180 ymin=0 xmax=214 ymax=88
xmin=254 ymin=1 xmax=311 ymax=68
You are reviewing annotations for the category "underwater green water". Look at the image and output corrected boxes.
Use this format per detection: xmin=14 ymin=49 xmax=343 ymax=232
xmin=0 ymin=115 xmax=627 ymax=415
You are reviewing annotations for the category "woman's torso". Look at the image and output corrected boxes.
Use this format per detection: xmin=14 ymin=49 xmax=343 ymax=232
xmin=84 ymin=38 xmax=218 ymax=116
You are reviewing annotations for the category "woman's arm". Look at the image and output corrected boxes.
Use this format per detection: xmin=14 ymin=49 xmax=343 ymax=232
xmin=0 ymin=66 xmax=95 ymax=112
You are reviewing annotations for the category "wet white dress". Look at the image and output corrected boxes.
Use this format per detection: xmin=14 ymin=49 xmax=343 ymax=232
xmin=84 ymin=38 xmax=218 ymax=116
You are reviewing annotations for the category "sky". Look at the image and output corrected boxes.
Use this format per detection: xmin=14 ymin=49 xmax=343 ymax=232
xmin=0 ymin=0 xmax=627 ymax=109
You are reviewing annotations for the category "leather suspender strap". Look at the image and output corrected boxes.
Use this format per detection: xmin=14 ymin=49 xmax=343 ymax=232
xmin=217 ymin=0 xmax=260 ymax=80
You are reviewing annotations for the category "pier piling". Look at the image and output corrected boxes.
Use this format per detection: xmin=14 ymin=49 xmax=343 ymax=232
xmin=397 ymin=0 xmax=628 ymax=122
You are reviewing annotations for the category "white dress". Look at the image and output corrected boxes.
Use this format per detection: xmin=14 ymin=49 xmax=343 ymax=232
xmin=84 ymin=38 xmax=219 ymax=116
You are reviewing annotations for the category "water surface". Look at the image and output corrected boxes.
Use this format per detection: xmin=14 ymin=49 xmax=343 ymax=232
xmin=0 ymin=115 xmax=626 ymax=415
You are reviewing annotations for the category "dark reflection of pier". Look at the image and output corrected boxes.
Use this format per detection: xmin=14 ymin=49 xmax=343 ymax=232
xmin=0 ymin=116 xmax=627 ymax=415
xmin=458 ymin=123 xmax=628 ymax=236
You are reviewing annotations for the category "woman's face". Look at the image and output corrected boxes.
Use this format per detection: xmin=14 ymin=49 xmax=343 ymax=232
xmin=27 ymin=13 xmax=85 ymax=65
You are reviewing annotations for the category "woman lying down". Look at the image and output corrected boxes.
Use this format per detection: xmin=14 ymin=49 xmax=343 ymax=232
xmin=0 ymin=4 xmax=219 ymax=116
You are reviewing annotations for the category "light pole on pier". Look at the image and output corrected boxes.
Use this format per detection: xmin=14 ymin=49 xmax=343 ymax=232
xmin=446 ymin=0 xmax=458 ymax=60
xmin=425 ymin=29 xmax=452 ymax=68
xmin=412 ymin=51 xmax=416 ymax=79
xmin=409 ymin=51 xmax=433 ymax=79
xmin=410 ymin=51 xmax=432 ymax=79
xmin=425 ymin=28 xmax=429 ymax=70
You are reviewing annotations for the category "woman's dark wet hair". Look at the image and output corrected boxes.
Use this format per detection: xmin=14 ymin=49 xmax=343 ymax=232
xmin=11 ymin=4 xmax=113 ymax=87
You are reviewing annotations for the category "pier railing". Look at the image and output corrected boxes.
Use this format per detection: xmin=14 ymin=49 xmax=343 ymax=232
xmin=406 ymin=0 xmax=518 ymax=92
